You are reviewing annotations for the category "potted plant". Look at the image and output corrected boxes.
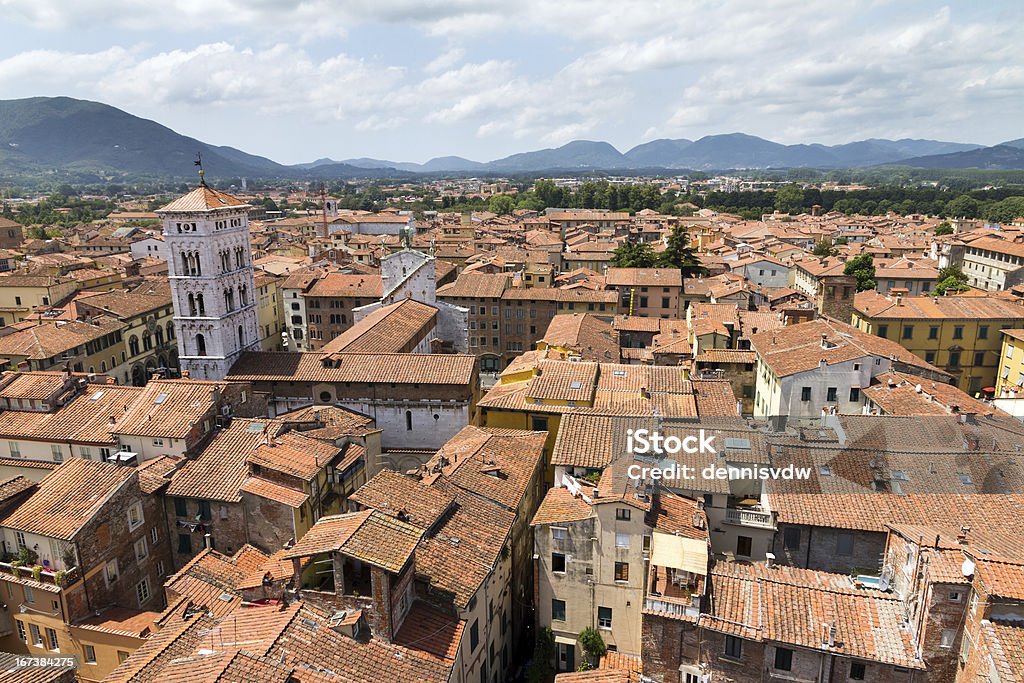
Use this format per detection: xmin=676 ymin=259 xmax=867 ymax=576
xmin=53 ymin=570 xmax=67 ymax=587
xmin=31 ymin=565 xmax=43 ymax=581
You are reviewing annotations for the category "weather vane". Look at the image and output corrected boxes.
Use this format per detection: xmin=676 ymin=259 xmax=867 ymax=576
xmin=194 ymin=153 xmax=206 ymax=186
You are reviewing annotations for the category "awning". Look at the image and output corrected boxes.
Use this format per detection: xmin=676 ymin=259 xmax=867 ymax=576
xmin=651 ymin=532 xmax=708 ymax=576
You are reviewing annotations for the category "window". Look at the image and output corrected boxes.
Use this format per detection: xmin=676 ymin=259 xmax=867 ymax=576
xmin=979 ymin=325 xmax=989 ymax=340
xmin=127 ymin=502 xmax=144 ymax=531
xmin=46 ymin=627 xmax=58 ymax=651
xmin=178 ymin=533 xmax=192 ymax=554
xmin=136 ymin=577 xmax=152 ymax=605
xmin=826 ymin=386 xmax=837 ymax=402
xmin=405 ymin=410 xmax=413 ymax=430
xmin=105 ymin=559 xmax=119 ymax=584
xmin=80 ymin=643 xmax=97 ymax=663
xmin=469 ymin=620 xmax=479 ymax=651
xmin=30 ymin=623 xmax=43 ymax=647
xmin=23 ymin=585 xmax=34 ymax=603
xmin=925 ymin=351 xmax=936 ymax=364
xmin=552 ymin=553 xmax=566 ymax=573
xmin=800 ymin=386 xmax=811 ymax=402
xmin=960 ymin=633 xmax=972 ymax=663
xmin=118 ymin=651 xmax=129 ymax=664
xmin=847 ymin=661 xmax=866 ymax=679
xmin=135 ymin=538 xmax=148 ymax=563
xmin=724 ymin=635 xmax=743 ymax=660
xmin=614 ymin=562 xmax=629 ymax=582
xmin=736 ymin=536 xmax=752 ymax=557
xmin=949 ymin=590 xmax=963 ymax=602
xmin=949 ymin=351 xmax=961 ymax=367
xmin=597 ymin=606 xmax=612 ymax=629
xmin=16 ymin=620 xmax=26 ymax=642
xmin=198 ymin=500 xmax=212 ymax=521
xmin=15 ymin=530 xmax=26 ymax=549
xmin=902 ymin=325 xmax=914 ymax=339
xmin=531 ymin=416 xmax=548 ymax=431
xmin=783 ymin=526 xmax=801 ymax=550
xmin=935 ymin=628 xmax=956 ymax=650
xmin=953 ymin=326 xmax=964 ymax=340
xmin=928 ymin=326 xmax=939 ymax=340
xmin=974 ymin=351 xmax=985 ymax=367
xmin=1008 ymin=345 xmax=1015 ymax=359
xmin=50 ymin=444 xmax=63 ymax=462
xmin=174 ymin=498 xmax=188 ymax=516
xmin=615 ymin=533 xmax=630 ymax=548
xmin=849 ymin=387 xmax=860 ymax=402
xmin=9 ymin=442 xmax=19 ymax=457
xmin=774 ymin=647 xmax=793 ymax=671
xmin=551 ymin=527 xmax=567 ymax=541
xmin=552 ymin=599 xmax=566 ymax=621
xmin=615 ymin=508 xmax=631 ymax=521
xmin=877 ymin=324 xmax=888 ymax=338
xmin=836 ymin=532 xmax=854 ymax=556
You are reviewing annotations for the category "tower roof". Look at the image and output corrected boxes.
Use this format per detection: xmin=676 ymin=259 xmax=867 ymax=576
xmin=157 ymin=185 xmax=250 ymax=213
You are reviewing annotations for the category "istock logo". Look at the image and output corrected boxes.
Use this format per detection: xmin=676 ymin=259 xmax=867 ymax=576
xmin=626 ymin=429 xmax=717 ymax=455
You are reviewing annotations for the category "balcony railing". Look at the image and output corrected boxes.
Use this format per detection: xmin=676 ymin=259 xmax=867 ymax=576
xmin=0 ymin=561 xmax=79 ymax=588
xmin=724 ymin=507 xmax=774 ymax=529
xmin=644 ymin=597 xmax=699 ymax=620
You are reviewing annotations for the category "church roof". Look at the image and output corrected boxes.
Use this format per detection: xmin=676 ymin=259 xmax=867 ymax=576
xmin=157 ymin=185 xmax=250 ymax=213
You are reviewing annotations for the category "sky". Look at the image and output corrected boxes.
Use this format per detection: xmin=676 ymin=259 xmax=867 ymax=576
xmin=0 ymin=1 xmax=1021 ymax=165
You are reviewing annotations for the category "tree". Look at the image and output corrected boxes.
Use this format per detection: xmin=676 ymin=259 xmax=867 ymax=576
xmin=935 ymin=221 xmax=954 ymax=236
xmin=812 ymin=239 xmax=836 ymax=257
xmin=610 ymin=241 xmax=657 ymax=268
xmin=527 ymin=627 xmax=556 ymax=683
xmin=934 ymin=264 xmax=970 ymax=295
xmin=657 ymin=225 xmax=708 ymax=276
xmin=843 ymin=253 xmax=876 ymax=292
xmin=944 ymin=194 xmax=981 ymax=219
xmin=774 ymin=184 xmax=804 ymax=215
xmin=984 ymin=196 xmax=1024 ymax=224
xmin=578 ymin=627 xmax=606 ymax=668
xmin=487 ymin=194 xmax=515 ymax=216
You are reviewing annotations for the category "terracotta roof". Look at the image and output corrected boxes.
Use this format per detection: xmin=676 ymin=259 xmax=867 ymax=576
xmin=0 ymin=371 xmax=74 ymax=401
xmin=349 ymin=469 xmax=455 ymax=530
xmin=306 ymin=272 xmax=383 ymax=298
xmin=165 ymin=419 xmax=269 ymax=502
xmin=247 ymin=431 xmax=340 ymax=481
xmin=982 ymin=621 xmax=1024 ymax=683
xmin=227 ymin=351 xmax=477 ymax=386
xmin=1 ymin=459 xmax=133 ymax=540
xmin=0 ymin=383 xmax=141 ymax=445
xmin=531 ymin=486 xmax=595 ymax=526
xmin=240 ymin=476 xmax=308 ymax=507
xmin=393 ymin=600 xmax=465 ymax=661
xmin=283 ymin=510 xmax=423 ymax=573
xmin=749 ymin=317 xmax=943 ymax=378
xmin=436 ymin=272 xmax=510 ymax=299
xmin=112 ymin=380 xmax=222 ymax=439
xmin=540 ymin=313 xmax=619 ymax=362
xmin=157 ymin=185 xmax=250 ymax=213
xmin=863 ymin=370 xmax=1001 ymax=416
xmin=0 ymin=316 xmax=124 ymax=360
xmin=0 ymin=476 xmax=34 ymax=505
xmin=320 ymin=298 xmax=437 ymax=354
xmin=854 ymin=291 xmax=1024 ymax=320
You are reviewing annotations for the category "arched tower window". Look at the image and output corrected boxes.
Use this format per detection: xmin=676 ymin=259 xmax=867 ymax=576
xmin=194 ymin=253 xmax=202 ymax=276
xmin=238 ymin=325 xmax=244 ymax=349
xmin=142 ymin=332 xmax=152 ymax=351
xmin=167 ymin=322 xmax=175 ymax=340
xmin=239 ymin=285 xmax=248 ymax=306
xmin=197 ymin=293 xmax=205 ymax=316
xmin=188 ymin=293 xmax=196 ymax=316
xmin=196 ymin=333 xmax=207 ymax=356
xmin=155 ymin=327 xmax=164 ymax=346
xmin=405 ymin=410 xmax=413 ymax=431
xmin=129 ymin=335 xmax=140 ymax=356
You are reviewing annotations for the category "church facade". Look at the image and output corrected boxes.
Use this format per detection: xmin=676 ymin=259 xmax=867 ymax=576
xmin=158 ymin=183 xmax=260 ymax=380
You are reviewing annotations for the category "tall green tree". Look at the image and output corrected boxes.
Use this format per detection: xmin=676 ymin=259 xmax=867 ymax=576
xmin=774 ymin=184 xmax=805 ymax=214
xmin=843 ymin=253 xmax=876 ymax=292
xmin=487 ymin=194 xmax=515 ymax=215
xmin=943 ymin=194 xmax=980 ymax=219
xmin=610 ymin=241 xmax=657 ymax=268
xmin=812 ymin=239 xmax=836 ymax=257
xmin=657 ymin=225 xmax=708 ymax=276
xmin=934 ymin=264 xmax=970 ymax=295
xmin=985 ymin=196 xmax=1024 ymax=224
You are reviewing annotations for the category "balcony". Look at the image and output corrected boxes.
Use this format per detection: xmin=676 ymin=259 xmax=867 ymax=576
xmin=0 ymin=560 xmax=79 ymax=588
xmin=646 ymin=564 xmax=702 ymax=621
xmin=644 ymin=596 xmax=699 ymax=620
xmin=724 ymin=506 xmax=774 ymax=529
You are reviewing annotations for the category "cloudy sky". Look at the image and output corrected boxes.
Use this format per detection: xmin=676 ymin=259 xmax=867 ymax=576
xmin=0 ymin=1 xmax=1020 ymax=164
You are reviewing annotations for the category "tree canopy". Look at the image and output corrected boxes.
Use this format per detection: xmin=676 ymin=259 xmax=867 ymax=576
xmin=843 ymin=253 xmax=876 ymax=292
xmin=657 ymin=225 xmax=707 ymax=276
xmin=934 ymin=264 xmax=970 ymax=296
xmin=610 ymin=241 xmax=657 ymax=268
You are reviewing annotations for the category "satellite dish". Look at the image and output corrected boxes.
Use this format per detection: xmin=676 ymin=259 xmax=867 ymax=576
xmin=961 ymin=558 xmax=976 ymax=578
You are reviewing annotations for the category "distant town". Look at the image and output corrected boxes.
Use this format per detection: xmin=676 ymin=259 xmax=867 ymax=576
xmin=0 ymin=168 xmax=1022 ymax=683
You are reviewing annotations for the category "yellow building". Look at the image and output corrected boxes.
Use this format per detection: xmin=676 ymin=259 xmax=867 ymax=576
xmin=0 ymin=315 xmax=127 ymax=375
xmin=255 ymin=271 xmax=285 ymax=351
xmin=0 ymin=274 xmax=79 ymax=326
xmin=995 ymin=329 xmax=1024 ymax=396
xmin=852 ymin=291 xmax=1024 ymax=394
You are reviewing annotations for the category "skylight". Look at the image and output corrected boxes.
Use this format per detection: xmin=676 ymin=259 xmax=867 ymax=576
xmin=154 ymin=392 xmax=169 ymax=404
xmin=569 ymin=381 xmax=583 ymax=390
xmin=90 ymin=390 xmax=105 ymax=401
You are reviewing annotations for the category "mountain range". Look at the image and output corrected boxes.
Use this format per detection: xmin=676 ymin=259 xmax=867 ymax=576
xmin=1 ymin=96 xmax=1022 ymax=180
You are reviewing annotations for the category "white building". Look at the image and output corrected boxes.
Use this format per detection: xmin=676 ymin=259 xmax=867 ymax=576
xmin=157 ymin=183 xmax=260 ymax=380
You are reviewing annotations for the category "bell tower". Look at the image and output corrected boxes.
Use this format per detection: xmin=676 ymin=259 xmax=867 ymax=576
xmin=157 ymin=170 xmax=260 ymax=381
